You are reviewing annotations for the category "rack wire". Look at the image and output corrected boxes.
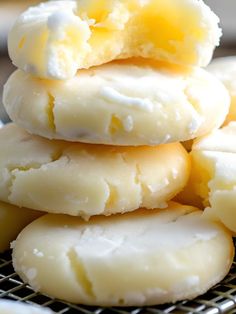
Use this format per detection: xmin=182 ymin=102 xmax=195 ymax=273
xmin=0 ymin=250 xmax=236 ymax=314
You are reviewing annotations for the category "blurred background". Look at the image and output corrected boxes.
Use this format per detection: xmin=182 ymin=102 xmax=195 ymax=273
xmin=0 ymin=0 xmax=236 ymax=122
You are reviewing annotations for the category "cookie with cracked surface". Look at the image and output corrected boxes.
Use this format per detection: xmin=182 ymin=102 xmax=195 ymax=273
xmin=0 ymin=201 xmax=43 ymax=253
xmin=207 ymin=56 xmax=236 ymax=126
xmin=3 ymin=60 xmax=230 ymax=145
xmin=8 ymin=0 xmax=221 ymax=80
xmin=187 ymin=122 xmax=236 ymax=233
xmin=0 ymin=300 xmax=54 ymax=314
xmin=12 ymin=202 xmax=234 ymax=306
xmin=0 ymin=124 xmax=190 ymax=218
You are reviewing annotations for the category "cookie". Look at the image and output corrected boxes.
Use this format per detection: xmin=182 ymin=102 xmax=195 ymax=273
xmin=0 ymin=124 xmax=190 ymax=218
xmin=207 ymin=56 xmax=236 ymax=125
xmin=12 ymin=202 xmax=234 ymax=306
xmin=8 ymin=0 xmax=221 ymax=79
xmin=3 ymin=61 xmax=230 ymax=145
xmin=190 ymin=122 xmax=236 ymax=233
xmin=0 ymin=300 xmax=53 ymax=314
xmin=0 ymin=201 xmax=43 ymax=252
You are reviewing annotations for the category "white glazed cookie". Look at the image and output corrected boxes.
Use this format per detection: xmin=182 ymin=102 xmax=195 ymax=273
xmin=207 ymin=56 xmax=236 ymax=126
xmin=189 ymin=122 xmax=236 ymax=232
xmin=0 ymin=300 xmax=54 ymax=314
xmin=8 ymin=0 xmax=221 ymax=79
xmin=0 ymin=201 xmax=43 ymax=253
xmin=12 ymin=202 xmax=234 ymax=306
xmin=3 ymin=60 xmax=230 ymax=146
xmin=0 ymin=124 xmax=190 ymax=218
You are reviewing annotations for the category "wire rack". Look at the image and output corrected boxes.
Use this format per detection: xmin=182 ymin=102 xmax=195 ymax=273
xmin=0 ymin=250 xmax=236 ymax=314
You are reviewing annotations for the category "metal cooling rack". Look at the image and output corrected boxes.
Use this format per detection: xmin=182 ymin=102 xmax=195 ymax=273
xmin=0 ymin=251 xmax=236 ymax=314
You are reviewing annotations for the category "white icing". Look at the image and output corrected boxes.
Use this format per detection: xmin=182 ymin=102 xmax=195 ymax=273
xmin=123 ymin=115 xmax=134 ymax=132
xmin=65 ymin=195 xmax=89 ymax=205
xmin=161 ymin=134 xmax=171 ymax=143
xmin=47 ymin=11 xmax=73 ymax=31
xmin=74 ymin=210 xmax=220 ymax=255
xmin=172 ymin=275 xmax=200 ymax=293
xmin=188 ymin=115 xmax=203 ymax=134
xmin=0 ymin=300 xmax=53 ymax=314
xmin=101 ymin=86 xmax=154 ymax=112
xmin=26 ymin=268 xmax=37 ymax=281
xmin=185 ymin=275 xmax=200 ymax=287
xmin=164 ymin=178 xmax=170 ymax=186
xmin=194 ymin=230 xmax=218 ymax=241
xmin=175 ymin=110 xmax=182 ymax=121
xmin=21 ymin=1 xmax=76 ymax=22
xmin=33 ymin=248 xmax=44 ymax=258
xmin=0 ymin=120 xmax=3 ymax=128
xmin=172 ymin=168 xmax=179 ymax=179
xmin=147 ymin=179 xmax=170 ymax=193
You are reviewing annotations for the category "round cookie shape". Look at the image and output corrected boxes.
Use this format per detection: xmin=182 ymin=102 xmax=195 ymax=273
xmin=3 ymin=61 xmax=230 ymax=146
xmin=8 ymin=0 xmax=221 ymax=80
xmin=0 ymin=124 xmax=190 ymax=218
xmin=0 ymin=300 xmax=54 ymax=314
xmin=190 ymin=122 xmax=236 ymax=233
xmin=12 ymin=202 xmax=234 ymax=306
xmin=207 ymin=56 xmax=236 ymax=125
xmin=0 ymin=201 xmax=43 ymax=253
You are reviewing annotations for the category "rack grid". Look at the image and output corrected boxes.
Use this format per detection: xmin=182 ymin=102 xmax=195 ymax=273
xmin=1 ymin=250 xmax=236 ymax=313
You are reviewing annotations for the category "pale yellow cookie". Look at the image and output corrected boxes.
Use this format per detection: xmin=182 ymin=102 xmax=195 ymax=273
xmin=188 ymin=122 xmax=236 ymax=232
xmin=0 ymin=201 xmax=43 ymax=253
xmin=8 ymin=0 xmax=221 ymax=79
xmin=207 ymin=56 xmax=236 ymax=126
xmin=0 ymin=300 xmax=54 ymax=314
xmin=12 ymin=202 xmax=234 ymax=306
xmin=3 ymin=60 xmax=230 ymax=145
xmin=0 ymin=124 xmax=190 ymax=218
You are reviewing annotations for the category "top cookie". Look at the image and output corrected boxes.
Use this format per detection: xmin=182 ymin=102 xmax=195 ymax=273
xmin=8 ymin=0 xmax=221 ymax=79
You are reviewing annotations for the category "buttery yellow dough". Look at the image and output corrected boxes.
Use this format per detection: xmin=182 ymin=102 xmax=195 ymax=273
xmin=207 ymin=56 xmax=236 ymax=126
xmin=12 ymin=202 xmax=234 ymax=306
xmin=0 ymin=124 xmax=190 ymax=218
xmin=0 ymin=300 xmax=54 ymax=314
xmin=8 ymin=0 xmax=221 ymax=79
xmin=0 ymin=201 xmax=43 ymax=253
xmin=3 ymin=61 xmax=230 ymax=146
xmin=187 ymin=122 xmax=236 ymax=232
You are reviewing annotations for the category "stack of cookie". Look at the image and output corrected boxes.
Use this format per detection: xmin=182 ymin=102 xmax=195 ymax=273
xmin=0 ymin=0 xmax=235 ymax=307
